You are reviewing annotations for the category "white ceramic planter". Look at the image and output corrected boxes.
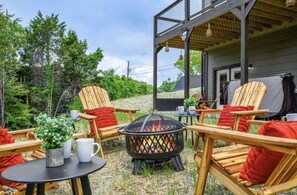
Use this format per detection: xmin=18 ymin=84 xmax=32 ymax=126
xmin=188 ymin=106 xmax=196 ymax=114
xmin=62 ymin=139 xmax=72 ymax=159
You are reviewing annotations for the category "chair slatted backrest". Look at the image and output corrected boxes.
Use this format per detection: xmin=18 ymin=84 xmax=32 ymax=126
xmin=231 ymin=81 xmax=267 ymax=110
xmin=265 ymin=154 xmax=297 ymax=187
xmin=79 ymin=86 xmax=112 ymax=109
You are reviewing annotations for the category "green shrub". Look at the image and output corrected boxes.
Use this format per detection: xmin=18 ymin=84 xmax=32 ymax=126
xmin=34 ymin=113 xmax=74 ymax=150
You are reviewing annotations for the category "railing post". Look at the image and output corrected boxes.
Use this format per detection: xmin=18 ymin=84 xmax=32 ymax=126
xmin=153 ymin=16 xmax=158 ymax=110
xmin=183 ymin=0 xmax=191 ymax=99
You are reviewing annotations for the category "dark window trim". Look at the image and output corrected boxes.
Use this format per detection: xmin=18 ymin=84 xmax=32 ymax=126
xmin=213 ymin=63 xmax=240 ymax=107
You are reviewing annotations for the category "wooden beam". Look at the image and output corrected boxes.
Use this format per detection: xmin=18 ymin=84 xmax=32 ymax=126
xmin=153 ymin=43 xmax=158 ymax=110
xmin=251 ymin=8 xmax=294 ymax=22
xmin=241 ymin=3 xmax=249 ymax=85
xmin=155 ymin=0 xmax=249 ymax=44
xmin=255 ymin=1 xmax=297 ymax=18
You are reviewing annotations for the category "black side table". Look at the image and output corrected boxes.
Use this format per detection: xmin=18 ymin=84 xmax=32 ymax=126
xmin=1 ymin=155 xmax=105 ymax=195
xmin=173 ymin=112 xmax=200 ymax=145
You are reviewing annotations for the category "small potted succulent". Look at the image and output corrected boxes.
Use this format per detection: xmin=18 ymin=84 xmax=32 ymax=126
xmin=183 ymin=96 xmax=196 ymax=114
xmin=34 ymin=113 xmax=74 ymax=167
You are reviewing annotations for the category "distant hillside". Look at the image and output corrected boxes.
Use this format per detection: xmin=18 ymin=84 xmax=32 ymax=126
xmin=111 ymin=88 xmax=200 ymax=112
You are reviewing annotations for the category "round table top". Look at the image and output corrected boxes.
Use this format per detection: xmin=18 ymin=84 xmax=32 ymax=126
xmin=1 ymin=155 xmax=105 ymax=184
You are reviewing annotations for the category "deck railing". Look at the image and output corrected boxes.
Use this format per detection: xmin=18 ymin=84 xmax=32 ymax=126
xmin=154 ymin=0 xmax=225 ymax=37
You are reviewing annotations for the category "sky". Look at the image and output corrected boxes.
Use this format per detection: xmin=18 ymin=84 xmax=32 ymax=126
xmin=2 ymin=0 xmax=182 ymax=86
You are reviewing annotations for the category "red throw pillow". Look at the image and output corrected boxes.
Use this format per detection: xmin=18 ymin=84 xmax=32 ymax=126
xmin=217 ymin=105 xmax=254 ymax=132
xmin=0 ymin=126 xmax=24 ymax=188
xmin=240 ymin=121 xmax=297 ymax=184
xmin=84 ymin=107 xmax=118 ymax=133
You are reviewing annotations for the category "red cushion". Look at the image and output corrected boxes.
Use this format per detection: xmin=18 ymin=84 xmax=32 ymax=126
xmin=217 ymin=105 xmax=254 ymax=132
xmin=84 ymin=107 xmax=118 ymax=133
xmin=240 ymin=121 xmax=297 ymax=183
xmin=0 ymin=126 xmax=24 ymax=188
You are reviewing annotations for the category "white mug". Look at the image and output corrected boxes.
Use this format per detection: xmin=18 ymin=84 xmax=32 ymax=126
xmin=76 ymin=138 xmax=100 ymax=162
xmin=188 ymin=106 xmax=196 ymax=115
xmin=176 ymin=106 xmax=185 ymax=114
xmin=282 ymin=113 xmax=297 ymax=121
xmin=70 ymin=110 xmax=78 ymax=120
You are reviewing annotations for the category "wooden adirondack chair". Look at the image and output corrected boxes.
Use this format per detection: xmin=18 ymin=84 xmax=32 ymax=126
xmin=194 ymin=81 xmax=269 ymax=149
xmin=0 ymin=128 xmax=55 ymax=195
xmin=78 ymin=86 xmax=139 ymax=157
xmin=0 ymin=128 xmax=85 ymax=195
xmin=187 ymin=124 xmax=297 ymax=195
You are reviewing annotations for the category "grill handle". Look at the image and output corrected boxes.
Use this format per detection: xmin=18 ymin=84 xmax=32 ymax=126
xmin=118 ymin=126 xmax=126 ymax=134
xmin=182 ymin=122 xmax=188 ymax=126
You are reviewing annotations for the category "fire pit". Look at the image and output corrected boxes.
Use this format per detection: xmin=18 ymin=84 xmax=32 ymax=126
xmin=118 ymin=113 xmax=185 ymax=175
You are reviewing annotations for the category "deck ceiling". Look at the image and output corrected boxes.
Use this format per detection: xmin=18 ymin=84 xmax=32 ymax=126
xmin=158 ymin=0 xmax=297 ymax=51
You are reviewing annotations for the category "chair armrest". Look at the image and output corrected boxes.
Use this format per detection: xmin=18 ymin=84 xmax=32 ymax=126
xmin=196 ymin=108 xmax=222 ymax=114
xmin=78 ymin=112 xmax=96 ymax=120
xmin=247 ymin=119 xmax=268 ymax=125
xmin=0 ymin=140 xmax=43 ymax=157
xmin=72 ymin=133 xmax=86 ymax=139
xmin=195 ymin=123 xmax=232 ymax=130
xmin=187 ymin=125 xmax=297 ymax=155
xmin=114 ymin=108 xmax=139 ymax=113
xmin=229 ymin=109 xmax=269 ymax=116
xmin=9 ymin=128 xmax=35 ymax=139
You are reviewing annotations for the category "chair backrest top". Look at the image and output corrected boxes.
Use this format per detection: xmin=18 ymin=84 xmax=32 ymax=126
xmin=231 ymin=81 xmax=267 ymax=110
xmin=79 ymin=86 xmax=112 ymax=110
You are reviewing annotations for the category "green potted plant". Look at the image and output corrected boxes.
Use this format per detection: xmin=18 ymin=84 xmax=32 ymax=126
xmin=34 ymin=113 xmax=74 ymax=167
xmin=183 ymin=96 xmax=196 ymax=114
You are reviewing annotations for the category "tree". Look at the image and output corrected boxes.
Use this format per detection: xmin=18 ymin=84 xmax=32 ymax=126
xmin=174 ymin=50 xmax=202 ymax=75
xmin=86 ymin=69 xmax=153 ymax=100
xmin=0 ymin=6 xmax=34 ymax=128
xmin=54 ymin=30 xmax=103 ymax=115
xmin=21 ymin=11 xmax=66 ymax=116
xmin=158 ymin=78 xmax=176 ymax=93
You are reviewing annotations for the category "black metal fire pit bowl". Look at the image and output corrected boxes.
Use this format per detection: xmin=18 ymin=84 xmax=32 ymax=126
xmin=118 ymin=113 xmax=186 ymax=175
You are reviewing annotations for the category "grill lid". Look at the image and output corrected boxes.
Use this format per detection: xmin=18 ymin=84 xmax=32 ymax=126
xmin=124 ymin=113 xmax=183 ymax=133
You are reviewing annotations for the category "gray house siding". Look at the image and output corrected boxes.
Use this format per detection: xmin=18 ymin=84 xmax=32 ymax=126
xmin=207 ymin=25 xmax=297 ymax=100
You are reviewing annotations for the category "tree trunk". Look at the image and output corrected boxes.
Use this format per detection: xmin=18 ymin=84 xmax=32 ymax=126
xmin=54 ymin=84 xmax=74 ymax=117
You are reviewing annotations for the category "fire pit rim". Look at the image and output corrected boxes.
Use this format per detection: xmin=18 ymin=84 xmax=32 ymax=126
xmin=118 ymin=126 xmax=186 ymax=136
xmin=119 ymin=113 xmax=186 ymax=134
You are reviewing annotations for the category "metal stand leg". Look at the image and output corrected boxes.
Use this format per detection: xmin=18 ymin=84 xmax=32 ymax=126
xmin=71 ymin=178 xmax=80 ymax=195
xmin=170 ymin=154 xmax=184 ymax=171
xmin=190 ymin=117 xmax=194 ymax=145
xmin=25 ymin=184 xmax=35 ymax=195
xmin=185 ymin=117 xmax=189 ymax=141
xmin=36 ymin=183 xmax=45 ymax=195
xmin=132 ymin=159 xmax=145 ymax=175
xmin=80 ymin=175 xmax=92 ymax=195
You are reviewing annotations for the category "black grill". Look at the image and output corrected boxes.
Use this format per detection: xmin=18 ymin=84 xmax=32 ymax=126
xmin=118 ymin=113 xmax=185 ymax=175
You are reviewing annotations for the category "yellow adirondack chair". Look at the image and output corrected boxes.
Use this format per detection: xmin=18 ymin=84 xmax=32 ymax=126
xmin=78 ymin=86 xmax=139 ymax=157
xmin=187 ymin=125 xmax=297 ymax=195
xmin=194 ymin=81 xmax=269 ymax=149
xmin=0 ymin=128 xmax=54 ymax=195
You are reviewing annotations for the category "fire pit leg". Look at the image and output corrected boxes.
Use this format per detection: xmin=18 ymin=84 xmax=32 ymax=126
xmin=132 ymin=159 xmax=145 ymax=175
xmin=170 ymin=154 xmax=184 ymax=171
